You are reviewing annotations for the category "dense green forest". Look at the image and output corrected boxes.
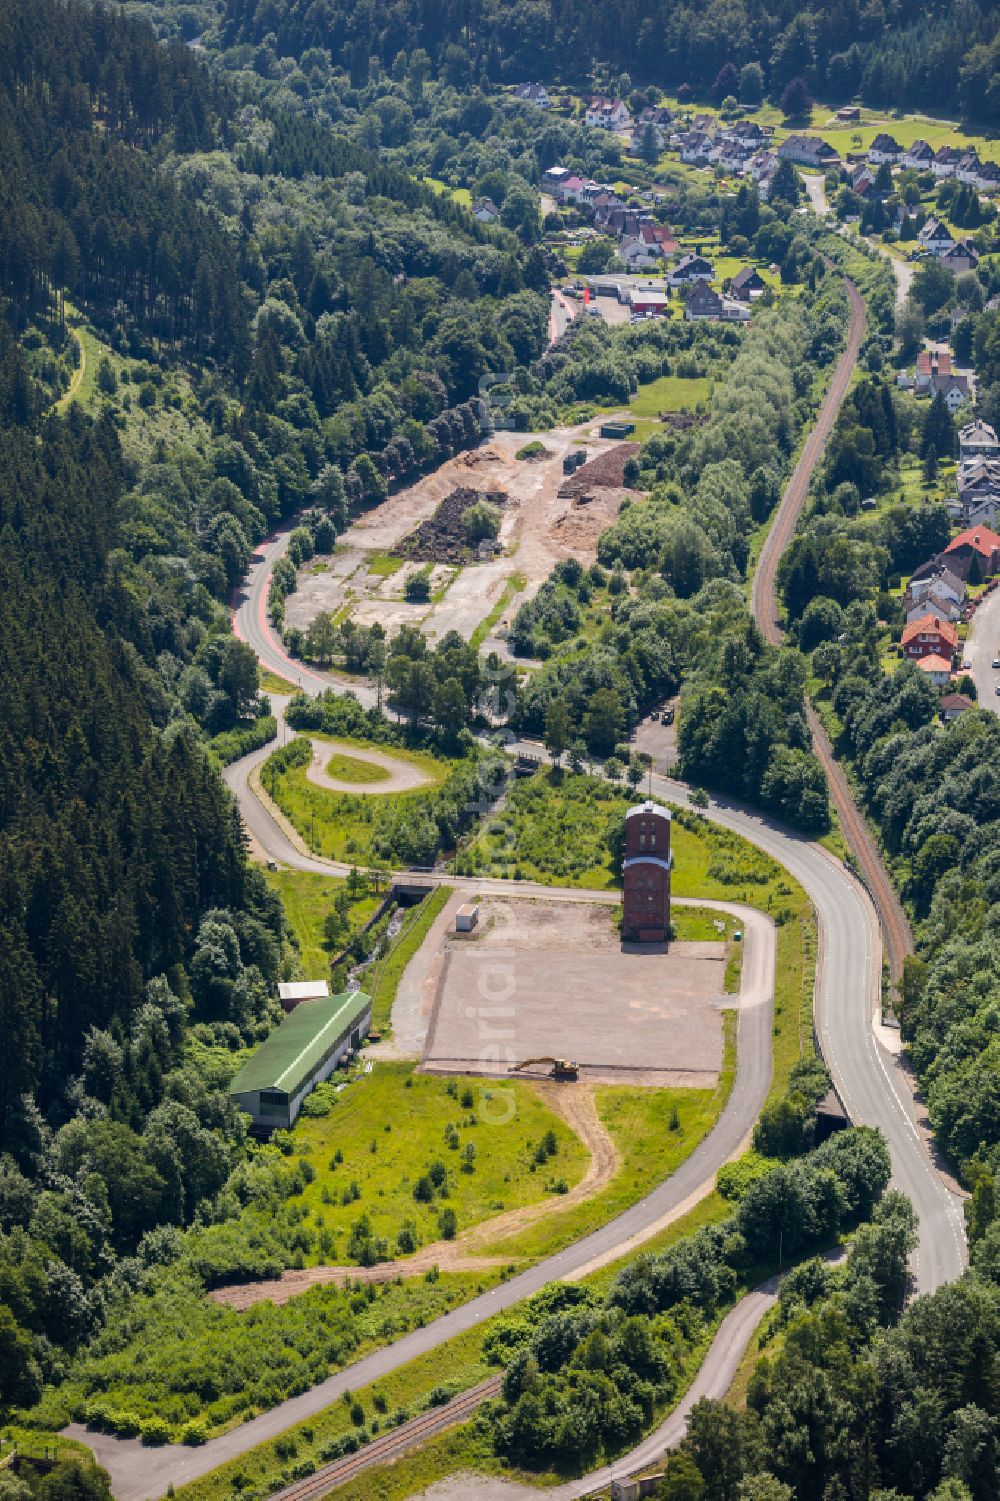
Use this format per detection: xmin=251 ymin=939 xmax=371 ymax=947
xmin=0 ymin=0 xmax=546 ymax=1420
xmin=157 ymin=0 xmax=1000 ymax=124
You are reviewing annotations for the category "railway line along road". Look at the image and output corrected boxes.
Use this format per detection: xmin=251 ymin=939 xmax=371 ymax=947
xmin=73 ymin=311 xmax=964 ymax=1501
xmin=750 ymin=270 xmax=915 ymax=991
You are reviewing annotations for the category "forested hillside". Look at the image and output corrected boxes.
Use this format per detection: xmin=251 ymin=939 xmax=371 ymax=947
xmin=210 ymin=0 xmax=1000 ymax=122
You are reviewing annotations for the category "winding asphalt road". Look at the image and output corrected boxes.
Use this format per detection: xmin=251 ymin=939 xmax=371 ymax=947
xmin=73 ymin=312 xmax=963 ymax=1498
xmin=233 ymin=451 xmax=965 ymax=1296
xmin=69 ymin=886 xmax=775 ymax=1501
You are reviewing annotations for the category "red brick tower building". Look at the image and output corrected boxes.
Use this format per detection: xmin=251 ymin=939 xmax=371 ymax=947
xmin=622 ymin=801 xmax=672 ymax=943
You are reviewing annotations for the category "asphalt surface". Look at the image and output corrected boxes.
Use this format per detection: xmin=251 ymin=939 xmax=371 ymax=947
xmin=966 ymin=583 xmax=1000 ymax=714
xmin=104 ymin=415 xmax=957 ymax=1500
xmin=234 ymin=516 xmax=965 ymax=1292
xmin=68 ymin=892 xmax=775 ymax=1501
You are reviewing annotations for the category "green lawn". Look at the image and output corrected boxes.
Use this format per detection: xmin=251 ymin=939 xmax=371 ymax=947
xmin=321 ymin=750 xmax=391 ymax=785
xmin=263 ymin=868 xmax=380 ymax=976
xmin=488 ymin=1013 xmax=737 ymax=1260
xmin=628 ymin=374 xmax=711 ymax=418
xmin=290 ymin=1062 xmax=590 ymax=1262
xmin=367 ymin=551 xmax=405 ymax=578
xmin=267 ymin=734 xmax=454 ymax=864
xmin=259 ymin=667 xmax=299 ymax=695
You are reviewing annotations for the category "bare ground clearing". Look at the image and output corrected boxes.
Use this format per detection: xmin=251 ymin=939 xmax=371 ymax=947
xmin=282 ymin=427 xmax=634 ymax=649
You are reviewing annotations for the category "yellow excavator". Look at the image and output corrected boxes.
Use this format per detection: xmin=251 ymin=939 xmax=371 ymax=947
xmin=509 ymin=1056 xmax=579 ymax=1081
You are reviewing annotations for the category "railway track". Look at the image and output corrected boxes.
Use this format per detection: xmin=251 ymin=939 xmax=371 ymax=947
xmin=266 ymin=1377 xmax=502 ymax=1501
xmin=749 ymin=270 xmax=913 ymax=988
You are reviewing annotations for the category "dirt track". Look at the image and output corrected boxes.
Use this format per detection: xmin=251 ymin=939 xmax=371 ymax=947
xmin=749 ymin=268 xmax=914 ymax=989
xmin=304 ymin=738 xmax=433 ymax=794
xmin=208 ymin=1083 xmax=618 ymax=1309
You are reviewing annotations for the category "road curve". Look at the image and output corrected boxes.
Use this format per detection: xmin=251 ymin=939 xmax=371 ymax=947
xmin=749 ymin=270 xmax=914 ymax=988
xmin=234 ymin=490 xmax=963 ymax=1293
xmin=67 ymin=891 xmax=775 ymax=1501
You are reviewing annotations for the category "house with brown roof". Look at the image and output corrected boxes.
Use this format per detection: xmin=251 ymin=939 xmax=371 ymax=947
xmin=777 ymin=134 xmax=840 ymax=169
xmin=940 ymin=693 xmax=974 ymax=722
xmin=901 ymin=613 xmax=959 ymax=662
xmin=944 ymin=525 xmax=1000 ymax=576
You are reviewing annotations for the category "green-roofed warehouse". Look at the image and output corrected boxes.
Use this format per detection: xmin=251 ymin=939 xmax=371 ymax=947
xmin=229 ymin=989 xmax=372 ymax=1130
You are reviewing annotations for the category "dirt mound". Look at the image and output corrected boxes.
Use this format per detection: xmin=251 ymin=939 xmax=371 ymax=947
xmin=558 ymin=444 xmax=641 ymax=498
xmin=398 ymin=486 xmax=508 ymax=564
xmin=658 ymin=410 xmax=705 ymax=432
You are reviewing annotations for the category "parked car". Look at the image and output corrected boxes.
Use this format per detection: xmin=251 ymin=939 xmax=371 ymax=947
xmin=663 ymin=706 xmax=675 ymax=725
xmin=992 ymin=657 xmax=1000 ymax=669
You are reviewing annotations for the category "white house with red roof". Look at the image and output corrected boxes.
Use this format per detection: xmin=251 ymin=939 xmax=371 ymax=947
xmin=915 ymin=655 xmax=953 ymax=689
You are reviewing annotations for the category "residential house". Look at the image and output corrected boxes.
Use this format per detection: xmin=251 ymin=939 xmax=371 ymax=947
xmin=915 ymin=654 xmax=953 ymax=689
xmin=728 ymin=265 xmax=767 ymax=301
xmin=620 ymin=237 xmax=662 ymax=270
xmin=554 ymin=173 xmax=587 ymax=204
xmin=904 ymin=589 xmax=961 ymax=625
xmin=907 ymin=563 xmax=966 ymax=610
xmin=719 ymin=298 xmax=751 ymax=322
xmin=639 ymin=222 xmax=679 ymax=255
xmin=684 ymin=282 xmax=723 ymax=320
xmin=956 ymin=151 xmax=983 ymax=185
xmin=586 ymin=97 xmax=631 ymax=131
xmin=777 ymin=134 xmax=840 ymax=169
xmin=748 ymin=151 xmax=779 ymax=199
xmin=851 ymin=166 xmax=875 ymax=198
xmin=868 ymin=133 xmax=902 ymax=164
xmin=959 ymin=421 xmax=1000 ymax=460
xmin=939 ymin=240 xmax=980 ymax=275
xmin=931 ymin=146 xmax=962 ymax=179
xmin=901 ymin=613 xmax=959 ymax=662
xmin=541 ymin=165 xmax=571 ymax=193
xmin=515 ymin=83 xmax=550 ymax=107
xmin=680 ymin=131 xmax=714 ymax=165
xmin=913 ymin=349 xmax=966 ymax=402
xmin=733 ymin=120 xmax=767 ymax=150
xmin=472 ymin=197 xmax=499 ymax=223
xmin=901 ymin=139 xmax=935 ymax=170
xmin=668 ymin=253 xmax=714 ymax=286
xmin=975 ymin=160 xmax=1000 ymax=193
xmin=918 ymin=217 xmax=954 ymax=253
xmin=957 ymin=459 xmax=1000 ymax=521
xmin=944 ymin=524 xmax=1000 ymax=577
xmin=631 ymin=107 xmax=673 ymax=154
xmin=940 ymin=693 xmax=974 ymax=722
xmin=937 ymin=377 xmax=971 ymax=414
xmin=691 ymin=113 xmax=714 ymax=132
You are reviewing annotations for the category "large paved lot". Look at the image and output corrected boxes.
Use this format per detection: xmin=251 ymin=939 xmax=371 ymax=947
xmin=420 ymin=898 xmax=728 ymax=1086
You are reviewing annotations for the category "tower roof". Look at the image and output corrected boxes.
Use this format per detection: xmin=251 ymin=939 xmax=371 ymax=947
xmin=625 ymin=800 xmax=672 ymax=821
